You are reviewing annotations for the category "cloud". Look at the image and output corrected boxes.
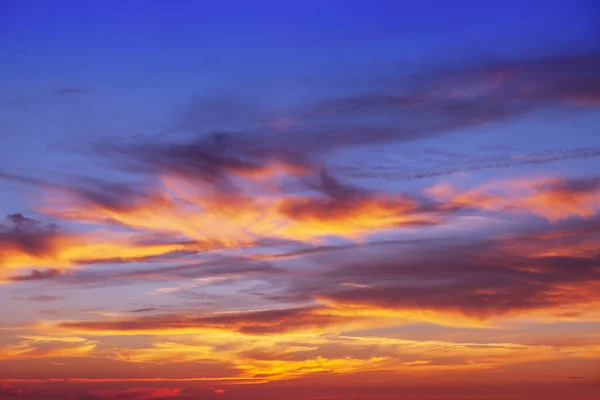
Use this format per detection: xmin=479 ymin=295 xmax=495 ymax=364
xmin=518 ymin=177 xmax=600 ymax=220
xmin=129 ymin=308 xmax=159 ymax=313
xmin=13 ymin=295 xmax=65 ymax=302
xmin=27 ymin=52 xmax=587 ymax=251
xmin=161 ymin=53 xmax=599 ymax=169
xmin=95 ymin=132 xmax=309 ymax=194
xmin=0 ymin=213 xmax=224 ymax=279
xmin=49 ymin=177 xmax=174 ymax=216
xmin=346 ymin=146 xmax=600 ymax=181
xmin=3 ymin=172 xmax=598 ymax=289
xmin=47 ymin=256 xmax=280 ymax=289
xmin=86 ymin=387 xmax=182 ymax=400
xmin=0 ymin=214 xmax=65 ymax=275
xmin=52 ymin=86 xmax=88 ymax=96
xmin=427 ymin=176 xmax=600 ymax=221
xmin=30 ymin=321 xmax=600 ymax=383
xmin=282 ymin=52 xmax=600 ymax=152
xmin=35 ymin=165 xmax=444 ymax=246
xmin=0 ymin=385 xmax=185 ymax=400
xmin=276 ymin=169 xmax=437 ymax=237
xmin=0 ymin=336 xmax=96 ymax=360
xmin=5 ymin=53 xmax=597 ymax=259
xmin=314 ymin=227 xmax=599 ymax=321
xmin=56 ymin=306 xmax=359 ymax=336
xmin=7 ymin=269 xmax=61 ymax=282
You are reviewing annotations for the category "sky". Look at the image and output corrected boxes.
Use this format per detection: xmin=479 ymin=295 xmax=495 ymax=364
xmin=1 ymin=1 xmax=600 ymax=399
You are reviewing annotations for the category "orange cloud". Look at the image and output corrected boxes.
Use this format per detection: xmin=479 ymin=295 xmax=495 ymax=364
xmin=38 ymin=172 xmax=432 ymax=248
xmin=1 ymin=227 xmax=210 ymax=280
xmin=427 ymin=177 xmax=600 ymax=220
xmin=25 ymin=314 xmax=600 ymax=384
xmin=517 ymin=178 xmax=600 ymax=220
xmin=0 ymin=336 xmax=96 ymax=360
xmin=53 ymin=307 xmax=365 ymax=336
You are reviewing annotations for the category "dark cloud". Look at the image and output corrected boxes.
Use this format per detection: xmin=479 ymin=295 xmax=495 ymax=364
xmin=0 ymin=170 xmax=52 ymax=188
xmin=48 ymin=257 xmax=280 ymax=289
xmin=76 ymin=52 xmax=599 ymax=204
xmin=539 ymin=176 xmax=600 ymax=195
xmin=306 ymin=168 xmax=367 ymax=200
xmin=82 ymin=387 xmax=184 ymax=400
xmin=0 ymin=212 xmax=216 ymax=280
xmin=128 ymin=307 xmax=159 ymax=313
xmin=0 ymin=214 xmax=62 ymax=268
xmin=121 ymin=259 xmax=279 ymax=281
xmin=95 ymin=131 xmax=309 ymax=194
xmin=0 ymin=171 xmax=172 ymax=219
xmin=345 ymin=146 xmax=600 ymax=181
xmin=521 ymin=53 xmax=600 ymax=105
xmin=46 ymin=216 xmax=589 ymax=327
xmin=59 ymin=306 xmax=354 ymax=335
xmin=57 ymin=178 xmax=170 ymax=214
xmin=8 ymin=269 xmax=61 ymax=282
xmin=0 ymin=385 xmax=188 ymax=400
xmin=262 ymin=217 xmax=600 ymax=320
xmin=13 ymin=295 xmax=65 ymax=302
xmin=51 ymin=215 xmax=600 ymax=329
xmin=277 ymin=169 xmax=428 ymax=224
xmin=220 ymin=53 xmax=599 ymax=147
xmin=1 ymin=214 xmax=58 ymax=256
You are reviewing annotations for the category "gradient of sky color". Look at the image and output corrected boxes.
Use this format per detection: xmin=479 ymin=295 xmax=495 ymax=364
xmin=1 ymin=1 xmax=600 ymax=399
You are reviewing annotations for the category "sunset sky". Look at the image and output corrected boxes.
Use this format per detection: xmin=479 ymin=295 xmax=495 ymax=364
xmin=1 ymin=1 xmax=600 ymax=399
